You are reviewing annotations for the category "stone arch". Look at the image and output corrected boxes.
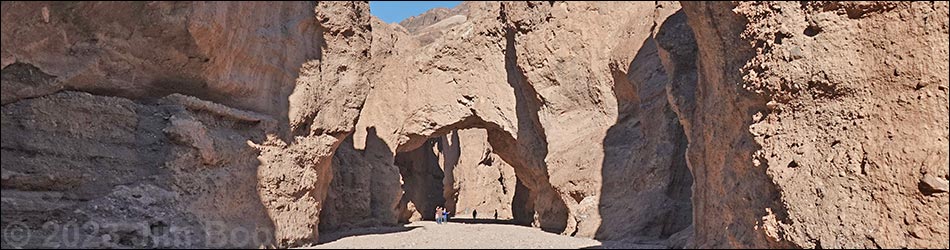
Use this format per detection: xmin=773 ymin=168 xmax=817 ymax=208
xmin=318 ymin=104 xmax=572 ymax=235
xmin=389 ymin=112 xmax=571 ymax=233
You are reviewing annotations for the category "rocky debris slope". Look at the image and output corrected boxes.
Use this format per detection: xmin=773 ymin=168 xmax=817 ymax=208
xmin=397 ymin=2 xmax=475 ymax=46
xmin=679 ymin=1 xmax=949 ymax=248
xmin=398 ymin=2 xmax=473 ymax=33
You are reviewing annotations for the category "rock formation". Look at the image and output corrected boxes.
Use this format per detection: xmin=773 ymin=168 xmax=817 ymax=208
xmin=399 ymin=2 xmax=473 ymax=33
xmin=448 ymin=129 xmax=518 ymax=220
xmin=678 ymin=2 xmax=949 ymax=248
xmin=2 ymin=1 xmax=372 ymax=248
xmin=2 ymin=1 xmax=947 ymax=249
xmin=333 ymin=1 xmax=695 ymax=242
xmin=2 ymin=91 xmax=278 ymax=248
xmin=399 ymin=2 xmax=474 ymax=46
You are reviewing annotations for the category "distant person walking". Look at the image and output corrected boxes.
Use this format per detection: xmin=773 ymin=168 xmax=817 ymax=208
xmin=442 ymin=208 xmax=449 ymax=223
xmin=494 ymin=210 xmax=498 ymax=220
xmin=435 ymin=207 xmax=443 ymax=224
xmin=473 ymin=209 xmax=478 ymax=219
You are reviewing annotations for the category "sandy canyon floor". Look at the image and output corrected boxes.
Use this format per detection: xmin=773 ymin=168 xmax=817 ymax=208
xmin=307 ymin=220 xmax=668 ymax=249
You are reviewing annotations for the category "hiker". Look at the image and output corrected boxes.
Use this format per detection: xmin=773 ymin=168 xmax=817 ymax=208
xmin=494 ymin=210 xmax=498 ymax=220
xmin=435 ymin=207 xmax=442 ymax=224
xmin=473 ymin=209 xmax=478 ymax=219
xmin=442 ymin=207 xmax=449 ymax=223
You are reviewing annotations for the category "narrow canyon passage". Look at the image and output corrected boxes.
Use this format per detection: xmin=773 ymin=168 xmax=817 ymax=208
xmin=393 ymin=129 xmax=526 ymax=224
xmin=315 ymin=127 xmax=679 ymax=248
xmin=319 ymin=128 xmax=535 ymax=235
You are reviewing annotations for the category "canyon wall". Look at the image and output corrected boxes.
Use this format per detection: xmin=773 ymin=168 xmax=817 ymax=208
xmin=449 ymin=129 xmax=518 ymax=220
xmin=319 ymin=127 xmax=517 ymax=232
xmin=2 ymin=1 xmax=947 ymax=249
xmin=322 ymin=1 xmax=948 ymax=248
xmin=327 ymin=1 xmax=695 ymax=242
xmin=679 ymin=1 xmax=949 ymax=248
xmin=2 ymin=1 xmax=372 ymax=248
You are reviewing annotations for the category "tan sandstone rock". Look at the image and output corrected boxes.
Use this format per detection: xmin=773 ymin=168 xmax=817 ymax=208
xmin=2 ymin=1 xmax=372 ymax=248
xmin=680 ymin=1 xmax=949 ymax=248
xmin=335 ymin=1 xmax=693 ymax=242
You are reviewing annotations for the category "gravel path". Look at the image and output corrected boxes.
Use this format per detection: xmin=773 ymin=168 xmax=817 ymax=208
xmin=307 ymin=221 xmax=668 ymax=249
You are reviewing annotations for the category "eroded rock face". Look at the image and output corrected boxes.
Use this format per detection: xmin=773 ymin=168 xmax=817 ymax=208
xmin=502 ymin=1 xmax=693 ymax=239
xmin=449 ymin=129 xmax=518 ymax=220
xmin=338 ymin=1 xmax=694 ymax=242
xmin=316 ymin=16 xmax=412 ymax=234
xmin=2 ymin=1 xmax=372 ymax=248
xmin=255 ymin=2 xmax=372 ymax=247
xmin=319 ymin=130 xmax=401 ymax=232
xmin=1 ymin=2 xmax=319 ymax=125
xmin=320 ymin=127 xmax=518 ymax=232
xmin=680 ymin=1 xmax=949 ymax=248
xmin=1 ymin=91 xmax=277 ymax=248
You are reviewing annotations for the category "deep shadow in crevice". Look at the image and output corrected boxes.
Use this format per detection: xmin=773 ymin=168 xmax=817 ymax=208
xmin=319 ymin=127 xmax=401 ymax=233
xmin=677 ymin=2 xmax=796 ymax=248
xmin=482 ymin=26 xmax=570 ymax=234
xmin=438 ymin=130 xmax=462 ymax=217
xmin=595 ymin=9 xmax=693 ymax=243
xmin=653 ymin=10 xmax=697 ymax=239
xmin=394 ymin=137 xmax=448 ymax=221
xmin=510 ymin=178 xmax=535 ymax=226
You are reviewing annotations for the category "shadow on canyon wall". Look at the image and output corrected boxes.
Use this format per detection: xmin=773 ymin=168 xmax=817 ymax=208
xmin=676 ymin=2 xmax=794 ymax=247
xmin=320 ymin=127 xmax=401 ymax=232
xmin=596 ymin=9 xmax=693 ymax=242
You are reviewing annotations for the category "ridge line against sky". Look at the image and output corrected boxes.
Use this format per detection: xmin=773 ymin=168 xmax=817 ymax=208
xmin=370 ymin=1 xmax=463 ymax=24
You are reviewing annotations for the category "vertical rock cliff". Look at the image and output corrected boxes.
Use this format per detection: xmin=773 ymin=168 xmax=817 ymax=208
xmin=680 ymin=1 xmax=949 ymax=248
xmin=325 ymin=2 xmax=695 ymax=243
xmin=2 ymin=2 xmax=372 ymax=248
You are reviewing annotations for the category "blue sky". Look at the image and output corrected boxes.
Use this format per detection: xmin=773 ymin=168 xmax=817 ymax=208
xmin=370 ymin=1 xmax=463 ymax=24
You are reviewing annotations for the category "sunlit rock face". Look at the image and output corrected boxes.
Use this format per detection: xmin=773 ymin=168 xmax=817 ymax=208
xmin=680 ymin=2 xmax=948 ymax=248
